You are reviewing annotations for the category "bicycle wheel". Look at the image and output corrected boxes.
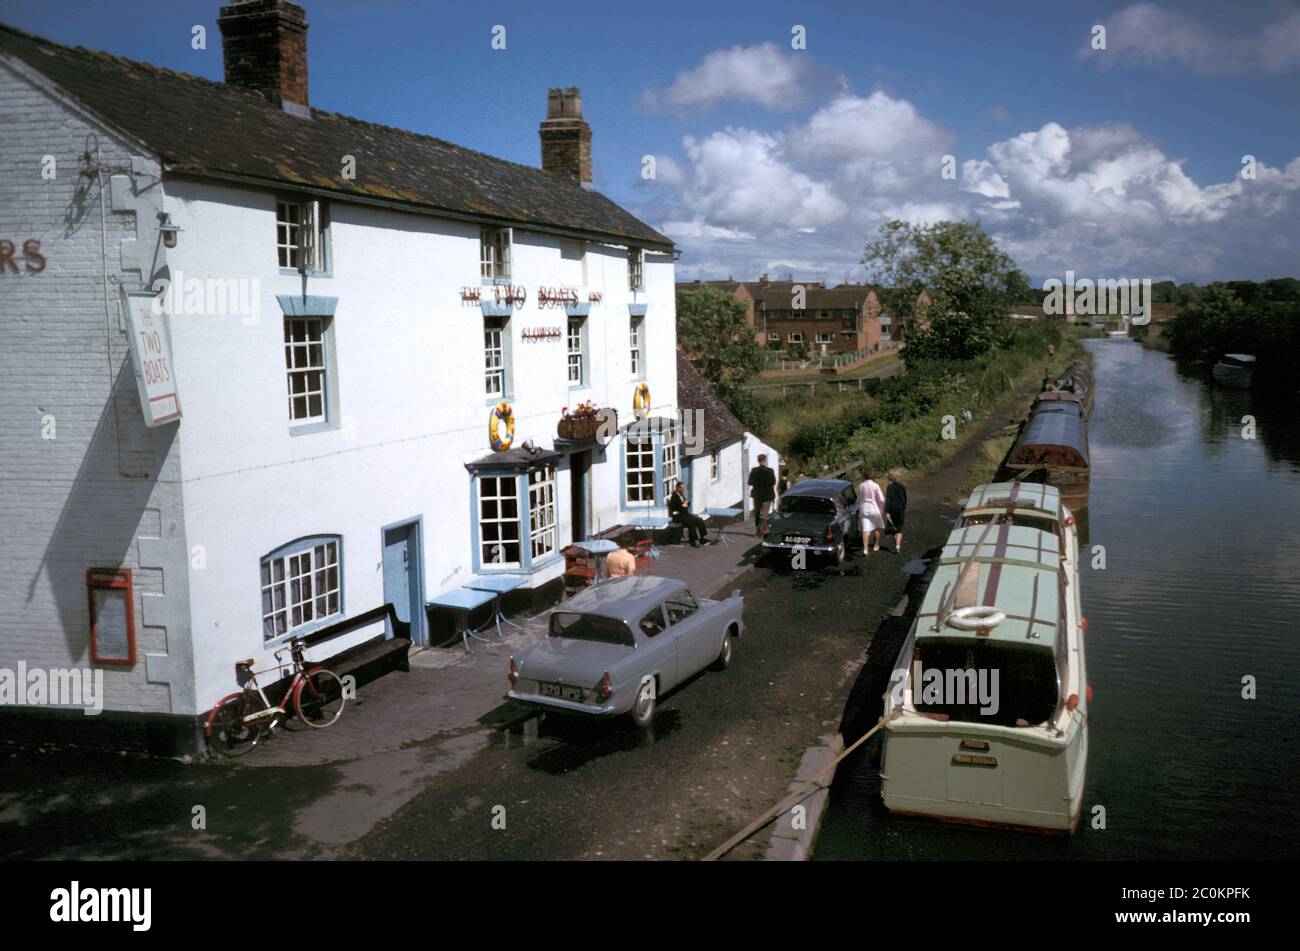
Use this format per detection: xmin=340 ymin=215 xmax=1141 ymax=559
xmin=294 ymin=668 xmax=346 ymax=728
xmin=206 ymin=691 xmax=266 ymax=757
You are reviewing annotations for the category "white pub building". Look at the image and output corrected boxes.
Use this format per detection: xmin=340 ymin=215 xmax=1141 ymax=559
xmin=0 ymin=2 xmax=758 ymax=753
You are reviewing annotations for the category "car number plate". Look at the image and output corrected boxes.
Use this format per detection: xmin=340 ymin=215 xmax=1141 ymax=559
xmin=539 ymin=682 xmax=585 ymax=702
xmin=784 ymin=535 xmax=812 ymax=545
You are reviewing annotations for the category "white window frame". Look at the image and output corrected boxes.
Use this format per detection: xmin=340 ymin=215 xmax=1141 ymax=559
xmin=630 ymin=316 xmax=644 ymax=378
xmin=788 ymin=331 xmax=804 ymax=343
xmin=660 ymin=421 xmax=679 ymax=502
xmin=567 ymin=316 xmax=585 ymax=386
xmin=261 ymin=537 xmax=341 ymax=642
xmin=625 ymin=432 xmax=655 ymax=506
xmin=478 ymin=474 xmax=522 ymax=568
xmin=277 ymin=199 xmax=325 ymax=271
xmin=628 ymin=246 xmax=644 ymax=290
xmin=816 ymin=332 xmax=833 ymax=344
xmin=480 ymin=227 xmax=512 ymax=281
xmin=485 ymin=318 xmax=506 ymax=398
xmin=767 ymin=332 xmax=780 ymax=342
xmin=284 ymin=316 xmax=328 ymax=424
xmin=528 ymin=465 xmax=558 ymax=561
xmin=710 ymin=449 xmax=720 ymax=481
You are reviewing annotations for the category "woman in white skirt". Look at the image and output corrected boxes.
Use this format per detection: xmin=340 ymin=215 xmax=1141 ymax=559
xmin=857 ymin=467 xmax=887 ymax=553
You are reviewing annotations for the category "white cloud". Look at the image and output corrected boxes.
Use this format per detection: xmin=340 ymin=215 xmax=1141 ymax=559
xmin=1086 ymin=3 xmax=1300 ymax=73
xmin=669 ymin=128 xmax=846 ymax=236
xmin=643 ymin=88 xmax=1300 ymax=285
xmin=786 ymin=92 xmax=951 ymax=163
xmin=648 ymin=43 xmax=808 ymax=112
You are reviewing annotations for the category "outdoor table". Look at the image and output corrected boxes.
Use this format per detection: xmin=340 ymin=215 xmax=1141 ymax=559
xmin=628 ymin=515 xmax=671 ymax=552
xmin=704 ymin=507 xmax=744 ymax=544
xmin=462 ymin=574 xmax=527 ymax=637
xmin=427 ymin=586 xmax=498 ymax=652
xmin=570 ymin=539 xmax=620 ymax=580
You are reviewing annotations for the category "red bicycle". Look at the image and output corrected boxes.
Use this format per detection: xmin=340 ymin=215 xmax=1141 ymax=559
xmin=204 ymin=637 xmax=346 ymax=757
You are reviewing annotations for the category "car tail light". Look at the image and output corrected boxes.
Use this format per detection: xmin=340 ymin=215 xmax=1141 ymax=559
xmin=597 ymin=671 xmax=612 ymax=701
xmin=508 ymin=656 xmax=518 ymax=685
xmin=825 ymin=526 xmax=834 ymax=540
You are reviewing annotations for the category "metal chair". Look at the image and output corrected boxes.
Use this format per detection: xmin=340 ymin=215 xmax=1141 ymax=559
xmin=563 ymin=547 xmax=600 ymax=592
xmin=631 ymin=538 xmax=655 ymax=575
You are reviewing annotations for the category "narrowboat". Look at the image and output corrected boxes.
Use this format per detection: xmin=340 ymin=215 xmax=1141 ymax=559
xmin=1211 ymin=353 xmax=1256 ymax=389
xmin=1001 ymin=398 xmax=1090 ymax=506
xmin=880 ymin=482 xmax=1088 ymax=834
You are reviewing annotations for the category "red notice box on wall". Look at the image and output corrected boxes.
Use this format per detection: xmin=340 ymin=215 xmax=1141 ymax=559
xmin=86 ymin=568 xmax=136 ymax=666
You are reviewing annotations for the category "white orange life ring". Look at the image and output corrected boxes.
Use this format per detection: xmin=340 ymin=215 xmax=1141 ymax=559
xmin=489 ymin=401 xmax=515 ymax=451
xmin=946 ymin=606 xmax=1006 ymax=631
xmin=633 ymin=382 xmax=651 ymax=418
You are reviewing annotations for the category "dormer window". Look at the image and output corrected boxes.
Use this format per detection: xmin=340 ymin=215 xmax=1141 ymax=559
xmin=628 ymin=247 xmax=644 ymax=291
xmin=480 ymin=227 xmax=512 ymax=281
xmin=277 ymin=199 xmax=326 ymax=271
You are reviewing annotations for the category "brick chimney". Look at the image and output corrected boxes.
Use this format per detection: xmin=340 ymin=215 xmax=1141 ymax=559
xmin=539 ymin=88 xmax=592 ymax=186
xmin=217 ymin=0 xmax=309 ymax=113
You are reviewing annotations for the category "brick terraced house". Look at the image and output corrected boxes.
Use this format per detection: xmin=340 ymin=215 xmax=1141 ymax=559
xmin=0 ymin=1 xmax=694 ymax=752
xmin=679 ymin=277 xmax=934 ymax=355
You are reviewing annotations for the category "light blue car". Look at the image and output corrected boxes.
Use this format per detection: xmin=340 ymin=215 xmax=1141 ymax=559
xmin=508 ymin=575 xmax=744 ymax=727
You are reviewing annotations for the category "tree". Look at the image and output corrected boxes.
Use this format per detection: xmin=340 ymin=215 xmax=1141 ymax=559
xmin=862 ymin=219 xmax=1029 ymax=365
xmin=675 ymin=285 xmax=765 ymax=387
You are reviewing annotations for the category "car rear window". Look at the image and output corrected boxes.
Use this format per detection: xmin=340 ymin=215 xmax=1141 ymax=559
xmin=780 ymin=495 xmax=836 ymax=516
xmin=549 ymin=612 xmax=635 ymax=647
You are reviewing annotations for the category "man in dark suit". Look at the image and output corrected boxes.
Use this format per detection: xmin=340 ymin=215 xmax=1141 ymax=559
xmin=748 ymin=453 xmax=777 ymax=536
xmin=668 ymin=482 xmax=711 ymax=547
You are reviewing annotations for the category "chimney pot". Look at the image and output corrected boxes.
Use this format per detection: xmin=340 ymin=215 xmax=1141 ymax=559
xmin=218 ymin=0 xmax=309 ymax=111
xmin=540 ymin=86 xmax=592 ymax=186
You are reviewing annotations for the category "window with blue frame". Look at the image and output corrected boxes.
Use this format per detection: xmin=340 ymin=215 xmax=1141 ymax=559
xmin=260 ymin=535 xmax=342 ymax=641
xmin=622 ymin=419 xmax=681 ymax=509
xmin=475 ymin=464 xmax=557 ymax=570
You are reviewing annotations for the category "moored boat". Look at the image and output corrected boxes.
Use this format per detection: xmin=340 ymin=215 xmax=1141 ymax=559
xmin=1002 ymin=397 xmax=1090 ymax=507
xmin=880 ymin=482 xmax=1088 ymax=834
xmin=1211 ymin=353 xmax=1256 ymax=389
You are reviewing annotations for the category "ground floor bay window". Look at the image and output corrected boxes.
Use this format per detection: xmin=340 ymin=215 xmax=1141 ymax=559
xmin=473 ymin=461 xmax=560 ymax=572
xmin=622 ymin=417 xmax=681 ymax=510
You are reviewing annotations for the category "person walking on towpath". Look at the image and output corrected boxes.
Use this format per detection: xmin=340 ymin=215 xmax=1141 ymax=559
xmin=858 ymin=468 xmax=887 ymax=554
xmin=885 ymin=468 xmax=908 ymax=556
xmin=748 ymin=453 xmax=777 ymax=537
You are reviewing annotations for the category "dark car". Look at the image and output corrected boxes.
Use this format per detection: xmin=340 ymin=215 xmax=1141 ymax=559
xmin=761 ymin=478 xmax=860 ymax=565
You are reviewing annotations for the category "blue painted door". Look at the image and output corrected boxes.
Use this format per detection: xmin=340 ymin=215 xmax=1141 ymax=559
xmin=383 ymin=521 xmax=424 ymax=644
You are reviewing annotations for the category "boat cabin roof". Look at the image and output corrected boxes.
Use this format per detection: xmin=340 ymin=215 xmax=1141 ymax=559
xmin=915 ymin=523 xmax=1062 ymax=648
xmin=962 ymin=482 xmax=1062 ymax=521
xmin=1008 ymin=402 xmax=1090 ymax=468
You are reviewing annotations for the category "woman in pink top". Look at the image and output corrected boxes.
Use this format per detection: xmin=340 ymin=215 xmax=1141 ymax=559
xmin=857 ymin=468 xmax=887 ymax=554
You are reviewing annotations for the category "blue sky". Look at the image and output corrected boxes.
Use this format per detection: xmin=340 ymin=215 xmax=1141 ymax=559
xmin=6 ymin=0 xmax=1299 ymax=284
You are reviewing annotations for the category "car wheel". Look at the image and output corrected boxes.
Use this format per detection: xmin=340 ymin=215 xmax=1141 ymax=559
xmin=832 ymin=536 xmax=846 ymax=565
xmin=710 ymin=628 xmax=735 ymax=671
xmin=630 ymin=678 xmax=656 ymax=728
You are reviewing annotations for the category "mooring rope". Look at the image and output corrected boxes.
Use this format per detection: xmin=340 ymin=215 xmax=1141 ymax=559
xmin=702 ymin=715 xmax=890 ymax=861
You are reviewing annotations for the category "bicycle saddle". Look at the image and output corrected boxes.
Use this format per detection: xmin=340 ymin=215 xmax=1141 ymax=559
xmin=236 ymin=658 xmax=255 ymax=668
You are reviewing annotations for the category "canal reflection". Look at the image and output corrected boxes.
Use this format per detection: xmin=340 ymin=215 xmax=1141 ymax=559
xmin=814 ymin=339 xmax=1300 ymax=860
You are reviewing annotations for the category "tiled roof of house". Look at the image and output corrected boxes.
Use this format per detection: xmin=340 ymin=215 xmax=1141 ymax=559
xmin=675 ymin=349 xmax=747 ymax=455
xmin=0 ymin=22 xmax=672 ymax=249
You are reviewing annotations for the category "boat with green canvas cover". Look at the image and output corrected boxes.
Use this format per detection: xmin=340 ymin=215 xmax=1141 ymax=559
xmin=881 ymin=482 xmax=1088 ymax=834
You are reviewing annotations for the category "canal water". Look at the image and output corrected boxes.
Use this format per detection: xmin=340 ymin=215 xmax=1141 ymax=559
xmin=815 ymin=339 xmax=1300 ymax=860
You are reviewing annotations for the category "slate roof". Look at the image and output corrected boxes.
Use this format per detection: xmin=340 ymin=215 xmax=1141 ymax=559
xmin=674 ymin=349 xmax=747 ymax=455
xmin=0 ymin=22 xmax=671 ymax=249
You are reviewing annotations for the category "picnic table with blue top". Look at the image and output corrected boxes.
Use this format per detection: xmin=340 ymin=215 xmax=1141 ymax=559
xmin=704 ymin=507 xmax=744 ymax=544
xmin=570 ymin=538 xmax=620 ymax=579
xmin=462 ymin=574 xmax=527 ymax=638
xmin=427 ymin=586 xmax=498 ymax=651
xmin=628 ymin=514 xmax=671 ymax=552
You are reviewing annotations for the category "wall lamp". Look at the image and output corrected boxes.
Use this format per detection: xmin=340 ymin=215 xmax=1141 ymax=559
xmin=158 ymin=212 xmax=182 ymax=249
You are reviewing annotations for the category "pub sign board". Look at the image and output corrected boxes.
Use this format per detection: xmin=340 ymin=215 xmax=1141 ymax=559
xmin=119 ymin=286 xmax=182 ymax=426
